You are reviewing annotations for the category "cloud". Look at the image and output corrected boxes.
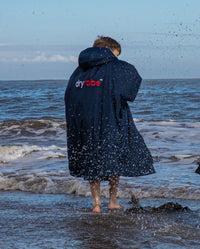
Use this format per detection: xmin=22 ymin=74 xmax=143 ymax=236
xmin=0 ymin=52 xmax=77 ymax=63
xmin=0 ymin=43 xmax=8 ymax=46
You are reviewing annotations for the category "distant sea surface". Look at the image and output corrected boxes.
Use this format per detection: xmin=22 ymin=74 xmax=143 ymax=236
xmin=0 ymin=79 xmax=200 ymax=248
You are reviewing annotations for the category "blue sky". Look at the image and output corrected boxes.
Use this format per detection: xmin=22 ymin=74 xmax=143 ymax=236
xmin=0 ymin=0 xmax=200 ymax=80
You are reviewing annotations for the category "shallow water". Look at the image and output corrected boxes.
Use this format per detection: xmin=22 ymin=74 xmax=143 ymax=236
xmin=0 ymin=192 xmax=199 ymax=249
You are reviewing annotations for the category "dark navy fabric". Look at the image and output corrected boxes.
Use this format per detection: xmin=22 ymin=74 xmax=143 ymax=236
xmin=65 ymin=47 xmax=155 ymax=180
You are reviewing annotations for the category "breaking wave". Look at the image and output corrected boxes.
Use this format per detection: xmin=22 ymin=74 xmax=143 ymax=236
xmin=0 ymin=144 xmax=66 ymax=164
xmin=0 ymin=173 xmax=199 ymax=200
xmin=0 ymin=119 xmax=65 ymax=138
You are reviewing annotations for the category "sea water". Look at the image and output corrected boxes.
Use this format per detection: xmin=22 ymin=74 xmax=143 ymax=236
xmin=0 ymin=79 xmax=200 ymax=248
xmin=0 ymin=79 xmax=199 ymax=199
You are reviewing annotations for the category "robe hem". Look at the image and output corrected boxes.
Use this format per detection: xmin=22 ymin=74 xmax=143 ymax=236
xmin=69 ymin=169 xmax=155 ymax=181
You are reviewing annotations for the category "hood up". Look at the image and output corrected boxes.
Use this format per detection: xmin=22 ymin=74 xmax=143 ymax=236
xmin=78 ymin=47 xmax=117 ymax=69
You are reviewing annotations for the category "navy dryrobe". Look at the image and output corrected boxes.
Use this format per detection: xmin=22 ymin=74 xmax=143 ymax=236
xmin=65 ymin=47 xmax=155 ymax=180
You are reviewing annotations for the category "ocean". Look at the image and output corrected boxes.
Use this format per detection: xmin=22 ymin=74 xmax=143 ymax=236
xmin=0 ymin=79 xmax=200 ymax=248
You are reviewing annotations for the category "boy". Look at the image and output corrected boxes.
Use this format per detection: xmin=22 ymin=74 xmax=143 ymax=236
xmin=65 ymin=36 xmax=155 ymax=213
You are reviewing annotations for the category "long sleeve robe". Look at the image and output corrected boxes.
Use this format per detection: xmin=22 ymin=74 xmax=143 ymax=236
xmin=65 ymin=47 xmax=155 ymax=180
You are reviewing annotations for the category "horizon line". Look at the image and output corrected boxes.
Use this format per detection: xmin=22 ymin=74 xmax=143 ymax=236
xmin=0 ymin=77 xmax=200 ymax=82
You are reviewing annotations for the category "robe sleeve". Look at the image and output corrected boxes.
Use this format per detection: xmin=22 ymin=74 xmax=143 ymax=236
xmin=113 ymin=60 xmax=142 ymax=102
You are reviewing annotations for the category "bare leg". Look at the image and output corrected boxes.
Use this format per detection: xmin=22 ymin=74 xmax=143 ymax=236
xmin=108 ymin=175 xmax=123 ymax=210
xmin=89 ymin=179 xmax=101 ymax=213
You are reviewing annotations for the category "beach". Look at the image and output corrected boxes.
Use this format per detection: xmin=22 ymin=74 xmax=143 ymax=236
xmin=0 ymin=79 xmax=200 ymax=248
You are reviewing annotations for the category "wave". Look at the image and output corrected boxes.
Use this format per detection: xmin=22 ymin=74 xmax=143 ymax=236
xmin=0 ymin=143 xmax=199 ymax=166
xmin=0 ymin=144 xmax=66 ymax=164
xmin=0 ymin=118 xmax=65 ymax=137
xmin=1 ymin=118 xmax=200 ymax=140
xmin=0 ymin=173 xmax=199 ymax=200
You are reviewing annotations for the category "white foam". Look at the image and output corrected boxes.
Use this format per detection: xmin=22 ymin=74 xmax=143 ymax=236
xmin=0 ymin=144 xmax=66 ymax=163
xmin=0 ymin=119 xmax=199 ymax=200
xmin=0 ymin=173 xmax=199 ymax=200
xmin=135 ymin=120 xmax=200 ymax=165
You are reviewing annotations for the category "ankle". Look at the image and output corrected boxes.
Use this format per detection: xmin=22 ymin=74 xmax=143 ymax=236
xmin=109 ymin=195 xmax=118 ymax=203
xmin=93 ymin=199 xmax=101 ymax=206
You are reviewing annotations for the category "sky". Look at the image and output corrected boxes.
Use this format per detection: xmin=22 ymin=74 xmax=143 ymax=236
xmin=0 ymin=0 xmax=200 ymax=80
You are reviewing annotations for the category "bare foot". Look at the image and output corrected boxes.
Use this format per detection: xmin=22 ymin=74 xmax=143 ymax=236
xmin=92 ymin=200 xmax=101 ymax=213
xmin=108 ymin=202 xmax=123 ymax=210
xmin=93 ymin=204 xmax=101 ymax=213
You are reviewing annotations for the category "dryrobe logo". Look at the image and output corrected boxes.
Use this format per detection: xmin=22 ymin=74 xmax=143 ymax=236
xmin=75 ymin=79 xmax=103 ymax=88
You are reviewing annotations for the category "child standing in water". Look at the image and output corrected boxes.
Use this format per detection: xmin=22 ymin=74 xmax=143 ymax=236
xmin=65 ymin=36 xmax=155 ymax=213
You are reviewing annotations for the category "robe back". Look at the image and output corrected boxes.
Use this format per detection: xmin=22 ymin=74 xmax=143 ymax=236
xmin=65 ymin=47 xmax=155 ymax=180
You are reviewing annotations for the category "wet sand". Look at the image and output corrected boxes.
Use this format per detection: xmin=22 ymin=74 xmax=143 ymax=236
xmin=0 ymin=192 xmax=199 ymax=249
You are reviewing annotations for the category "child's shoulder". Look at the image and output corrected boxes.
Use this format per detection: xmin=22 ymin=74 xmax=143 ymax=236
xmin=112 ymin=58 xmax=137 ymax=72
